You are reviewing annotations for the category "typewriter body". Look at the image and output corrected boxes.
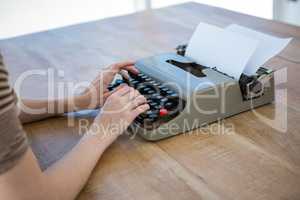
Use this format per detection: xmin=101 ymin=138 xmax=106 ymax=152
xmin=108 ymin=47 xmax=275 ymax=141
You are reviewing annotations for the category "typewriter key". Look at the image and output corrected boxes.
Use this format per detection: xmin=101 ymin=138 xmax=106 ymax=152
xmin=159 ymin=108 xmax=168 ymax=117
xmin=115 ymin=79 xmax=124 ymax=85
xmin=168 ymin=93 xmax=179 ymax=99
xmin=152 ymin=83 xmax=160 ymax=87
xmin=140 ymin=75 xmax=148 ymax=80
xmin=166 ymin=90 xmax=174 ymax=95
xmin=164 ymin=102 xmax=174 ymax=109
xmin=147 ymin=90 xmax=155 ymax=95
xmin=160 ymin=98 xmax=168 ymax=104
xmin=160 ymin=87 xmax=170 ymax=94
xmin=148 ymin=113 xmax=158 ymax=120
xmin=149 ymin=102 xmax=158 ymax=107
xmin=131 ymin=80 xmax=139 ymax=86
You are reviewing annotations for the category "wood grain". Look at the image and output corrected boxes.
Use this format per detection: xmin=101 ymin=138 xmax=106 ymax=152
xmin=0 ymin=2 xmax=300 ymax=200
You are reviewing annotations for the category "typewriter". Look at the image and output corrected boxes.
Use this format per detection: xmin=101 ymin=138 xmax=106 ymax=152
xmin=108 ymin=45 xmax=275 ymax=141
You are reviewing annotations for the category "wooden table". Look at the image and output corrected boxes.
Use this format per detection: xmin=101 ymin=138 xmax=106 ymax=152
xmin=1 ymin=2 xmax=300 ymax=200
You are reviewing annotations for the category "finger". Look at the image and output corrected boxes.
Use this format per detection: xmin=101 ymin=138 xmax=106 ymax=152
xmin=121 ymin=87 xmax=138 ymax=103
xmin=113 ymin=84 xmax=130 ymax=96
xmin=92 ymin=70 xmax=113 ymax=86
xmin=111 ymin=61 xmax=139 ymax=74
xmin=128 ymin=88 xmax=141 ymax=100
xmin=103 ymin=90 xmax=113 ymax=98
xmin=121 ymin=65 xmax=139 ymax=74
xmin=111 ymin=83 xmax=127 ymax=91
xmin=132 ymin=104 xmax=150 ymax=118
xmin=131 ymin=95 xmax=147 ymax=109
xmin=119 ymin=70 xmax=129 ymax=80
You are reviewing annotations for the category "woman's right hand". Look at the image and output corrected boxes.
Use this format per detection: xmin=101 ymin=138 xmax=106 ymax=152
xmin=90 ymin=84 xmax=149 ymax=143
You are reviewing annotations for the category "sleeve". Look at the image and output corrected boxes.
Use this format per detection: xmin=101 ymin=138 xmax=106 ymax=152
xmin=0 ymin=53 xmax=28 ymax=175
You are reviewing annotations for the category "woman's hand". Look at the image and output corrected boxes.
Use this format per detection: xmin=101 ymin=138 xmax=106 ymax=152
xmin=89 ymin=84 xmax=149 ymax=143
xmin=75 ymin=61 xmax=139 ymax=110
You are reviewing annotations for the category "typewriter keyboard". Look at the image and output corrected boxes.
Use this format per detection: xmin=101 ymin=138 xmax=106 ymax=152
xmin=108 ymin=72 xmax=186 ymax=129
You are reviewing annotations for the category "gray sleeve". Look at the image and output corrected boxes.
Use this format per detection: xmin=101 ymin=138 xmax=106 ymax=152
xmin=0 ymin=53 xmax=28 ymax=175
xmin=0 ymin=105 xmax=29 ymax=175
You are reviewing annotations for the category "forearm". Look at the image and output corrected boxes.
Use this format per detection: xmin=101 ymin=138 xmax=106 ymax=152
xmin=18 ymin=95 xmax=91 ymax=124
xmin=0 ymin=127 xmax=116 ymax=200
xmin=44 ymin=127 xmax=114 ymax=200
xmin=44 ymin=130 xmax=115 ymax=200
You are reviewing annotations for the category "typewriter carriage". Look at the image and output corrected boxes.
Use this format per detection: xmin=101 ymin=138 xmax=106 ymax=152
xmin=175 ymin=44 xmax=274 ymax=101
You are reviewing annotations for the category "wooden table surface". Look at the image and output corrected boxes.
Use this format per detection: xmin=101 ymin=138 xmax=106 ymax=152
xmin=1 ymin=2 xmax=300 ymax=200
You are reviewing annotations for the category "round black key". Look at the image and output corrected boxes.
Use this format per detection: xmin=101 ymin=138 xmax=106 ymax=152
xmin=140 ymin=88 xmax=150 ymax=95
xmin=145 ymin=118 xmax=155 ymax=123
xmin=136 ymin=74 xmax=145 ymax=81
xmin=146 ymin=109 xmax=159 ymax=116
xmin=137 ymin=73 xmax=145 ymax=78
xmin=160 ymin=98 xmax=168 ymax=104
xmin=147 ymin=90 xmax=155 ymax=95
xmin=148 ymin=81 xmax=156 ymax=85
xmin=145 ymin=78 xmax=152 ymax=82
xmin=149 ymin=93 xmax=159 ymax=98
xmin=168 ymin=93 xmax=179 ymax=98
xmin=151 ymin=95 xmax=163 ymax=102
xmin=154 ymin=105 xmax=163 ymax=110
xmin=147 ymin=99 xmax=153 ymax=103
xmin=160 ymin=87 xmax=169 ymax=95
xmin=135 ymin=116 xmax=144 ymax=122
xmin=152 ymin=83 xmax=159 ymax=87
xmin=148 ymin=113 xmax=158 ymax=120
xmin=164 ymin=102 xmax=174 ymax=109
xmin=158 ymin=85 xmax=165 ymax=89
xmin=140 ymin=75 xmax=148 ymax=80
xmin=145 ymin=110 xmax=154 ymax=115
xmin=131 ymin=80 xmax=139 ymax=85
xmin=166 ymin=90 xmax=174 ymax=95
xmin=156 ymin=95 xmax=163 ymax=99
xmin=143 ymin=87 xmax=151 ymax=92
xmin=137 ymin=84 xmax=147 ymax=91
xmin=149 ymin=102 xmax=158 ymax=107
xmin=115 ymin=79 xmax=124 ymax=84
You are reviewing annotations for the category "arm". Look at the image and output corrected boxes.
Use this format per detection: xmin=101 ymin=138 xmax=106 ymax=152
xmin=18 ymin=95 xmax=92 ymax=124
xmin=0 ymin=134 xmax=113 ymax=200
xmin=1 ymin=82 xmax=149 ymax=200
xmin=0 ymin=86 xmax=149 ymax=200
xmin=44 ymin=86 xmax=149 ymax=200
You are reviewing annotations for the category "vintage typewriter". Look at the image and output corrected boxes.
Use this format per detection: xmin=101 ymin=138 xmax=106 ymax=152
xmin=108 ymin=45 xmax=275 ymax=141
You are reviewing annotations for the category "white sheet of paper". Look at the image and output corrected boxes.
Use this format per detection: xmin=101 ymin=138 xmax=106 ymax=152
xmin=226 ymin=24 xmax=292 ymax=76
xmin=186 ymin=23 xmax=259 ymax=79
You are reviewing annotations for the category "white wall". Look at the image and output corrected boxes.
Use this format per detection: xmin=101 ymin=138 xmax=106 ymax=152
xmin=0 ymin=0 xmax=141 ymax=39
xmin=273 ymin=0 xmax=300 ymax=26
xmin=152 ymin=0 xmax=273 ymax=19
xmin=0 ymin=0 xmax=274 ymax=39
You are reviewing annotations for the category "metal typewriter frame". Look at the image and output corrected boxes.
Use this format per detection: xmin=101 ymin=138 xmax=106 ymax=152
xmin=128 ymin=45 xmax=275 ymax=141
